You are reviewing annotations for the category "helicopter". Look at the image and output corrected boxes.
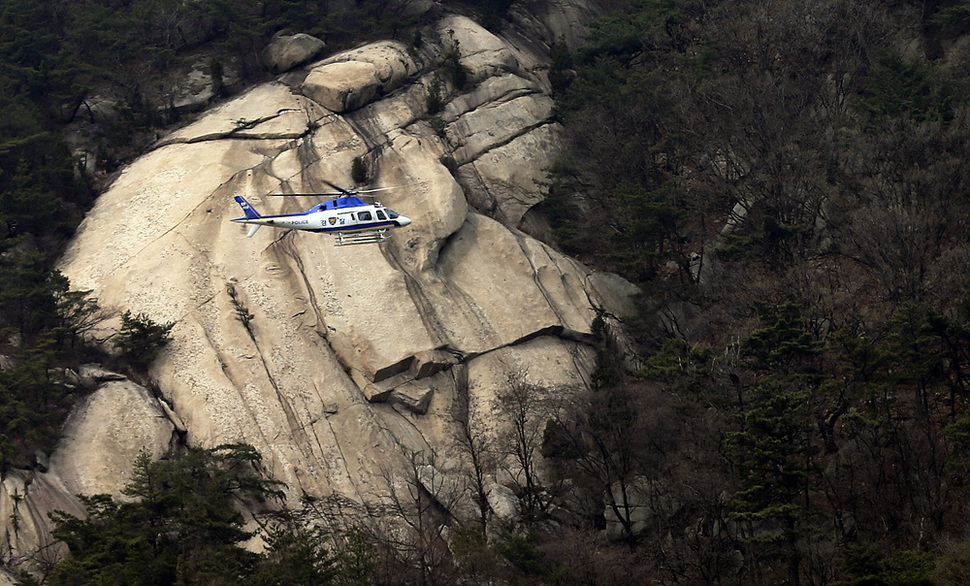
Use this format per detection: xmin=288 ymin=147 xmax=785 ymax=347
xmin=231 ymin=181 xmax=412 ymax=246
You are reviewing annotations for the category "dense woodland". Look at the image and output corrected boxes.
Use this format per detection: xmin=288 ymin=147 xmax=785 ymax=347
xmin=7 ymin=0 xmax=970 ymax=583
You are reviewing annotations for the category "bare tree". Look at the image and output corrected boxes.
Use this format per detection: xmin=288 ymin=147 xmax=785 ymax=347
xmin=496 ymin=372 xmax=557 ymax=521
xmin=455 ymin=416 xmax=494 ymax=538
xmin=379 ymin=447 xmax=466 ymax=586
xmin=453 ymin=365 xmax=496 ymax=538
xmin=546 ymin=383 xmax=673 ymax=548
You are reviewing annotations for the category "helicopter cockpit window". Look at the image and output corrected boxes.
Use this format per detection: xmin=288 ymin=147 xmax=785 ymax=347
xmin=358 ymin=211 xmax=372 ymax=221
xmin=376 ymin=210 xmax=387 ymax=220
xmin=386 ymin=210 xmax=400 ymax=219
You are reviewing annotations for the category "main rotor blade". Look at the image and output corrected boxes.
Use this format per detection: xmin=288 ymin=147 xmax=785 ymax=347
xmin=263 ymin=183 xmax=411 ymax=197
xmin=354 ymin=184 xmax=409 ymax=193
xmin=322 ymin=179 xmax=354 ymax=195
xmin=264 ymin=192 xmax=344 ymax=197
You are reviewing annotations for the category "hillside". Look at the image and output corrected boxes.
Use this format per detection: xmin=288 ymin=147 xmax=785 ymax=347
xmin=5 ymin=0 xmax=970 ymax=584
xmin=541 ymin=0 xmax=970 ymax=583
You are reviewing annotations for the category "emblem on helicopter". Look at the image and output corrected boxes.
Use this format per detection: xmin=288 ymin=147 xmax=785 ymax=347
xmin=231 ymin=180 xmax=412 ymax=246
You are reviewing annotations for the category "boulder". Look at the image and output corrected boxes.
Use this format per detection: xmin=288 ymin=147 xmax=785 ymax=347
xmin=509 ymin=0 xmax=601 ymax=53
xmin=440 ymin=72 xmax=562 ymax=227
xmin=169 ymin=58 xmax=218 ymax=113
xmin=262 ymin=33 xmax=326 ymax=73
xmin=448 ymin=93 xmax=556 ymax=165
xmin=411 ymin=348 xmax=461 ymax=379
xmin=0 ymin=378 xmax=176 ymax=579
xmin=390 ymin=383 xmax=435 ymax=414
xmin=303 ymin=41 xmax=416 ymax=112
xmin=50 ymin=380 xmax=179 ymax=497
xmin=486 ymin=482 xmax=521 ymax=526
xmin=304 ymin=60 xmax=383 ymax=112
xmin=77 ymin=363 xmax=126 ymax=389
xmin=437 ymin=15 xmax=521 ymax=84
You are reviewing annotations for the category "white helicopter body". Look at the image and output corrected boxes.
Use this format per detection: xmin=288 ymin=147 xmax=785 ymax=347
xmin=232 ymin=190 xmax=411 ymax=246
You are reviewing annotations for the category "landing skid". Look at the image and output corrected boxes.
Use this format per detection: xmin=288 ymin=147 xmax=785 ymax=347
xmin=334 ymin=228 xmax=390 ymax=246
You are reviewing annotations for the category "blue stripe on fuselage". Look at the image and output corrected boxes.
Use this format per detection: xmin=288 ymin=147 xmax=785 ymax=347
xmin=253 ymin=211 xmax=314 ymax=219
xmin=308 ymin=221 xmax=395 ymax=233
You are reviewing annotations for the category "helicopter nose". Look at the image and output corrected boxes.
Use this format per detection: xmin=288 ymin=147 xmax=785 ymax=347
xmin=396 ymin=215 xmax=412 ymax=227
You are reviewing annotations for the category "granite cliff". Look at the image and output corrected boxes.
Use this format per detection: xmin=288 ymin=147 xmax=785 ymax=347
xmin=2 ymin=5 xmax=637 ymax=577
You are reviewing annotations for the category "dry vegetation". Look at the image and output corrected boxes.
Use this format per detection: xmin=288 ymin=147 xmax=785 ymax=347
xmin=534 ymin=0 xmax=970 ymax=583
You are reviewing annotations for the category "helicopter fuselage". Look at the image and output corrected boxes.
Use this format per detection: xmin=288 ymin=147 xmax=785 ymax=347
xmin=231 ymin=195 xmax=411 ymax=242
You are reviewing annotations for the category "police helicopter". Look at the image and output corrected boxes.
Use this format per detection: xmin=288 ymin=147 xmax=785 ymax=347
xmin=231 ymin=181 xmax=412 ymax=246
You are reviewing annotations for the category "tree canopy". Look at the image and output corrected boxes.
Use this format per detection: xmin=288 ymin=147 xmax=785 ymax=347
xmin=45 ymin=444 xmax=292 ymax=586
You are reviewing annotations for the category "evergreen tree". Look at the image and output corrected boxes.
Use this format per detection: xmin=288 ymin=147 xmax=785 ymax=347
xmin=725 ymin=382 xmax=814 ymax=586
xmin=47 ymin=445 xmax=285 ymax=586
xmin=113 ymin=311 xmax=175 ymax=371
xmin=250 ymin=513 xmax=337 ymax=586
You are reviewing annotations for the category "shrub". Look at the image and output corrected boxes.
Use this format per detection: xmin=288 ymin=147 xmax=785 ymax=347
xmin=113 ymin=311 xmax=174 ymax=370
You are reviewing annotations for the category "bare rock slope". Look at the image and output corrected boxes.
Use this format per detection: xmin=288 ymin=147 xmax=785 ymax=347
xmin=8 ymin=8 xmax=633 ymax=569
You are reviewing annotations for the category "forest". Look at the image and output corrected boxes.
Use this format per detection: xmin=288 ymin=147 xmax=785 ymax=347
xmin=6 ymin=0 xmax=970 ymax=583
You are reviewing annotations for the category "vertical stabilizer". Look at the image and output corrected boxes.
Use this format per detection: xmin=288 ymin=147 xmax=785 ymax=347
xmin=234 ymin=196 xmax=262 ymax=219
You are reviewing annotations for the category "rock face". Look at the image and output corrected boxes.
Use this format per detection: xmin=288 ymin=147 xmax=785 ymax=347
xmin=7 ymin=3 xmax=633 ymax=574
xmin=0 ymin=373 xmax=179 ymax=585
xmin=0 ymin=470 xmax=84 ymax=584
